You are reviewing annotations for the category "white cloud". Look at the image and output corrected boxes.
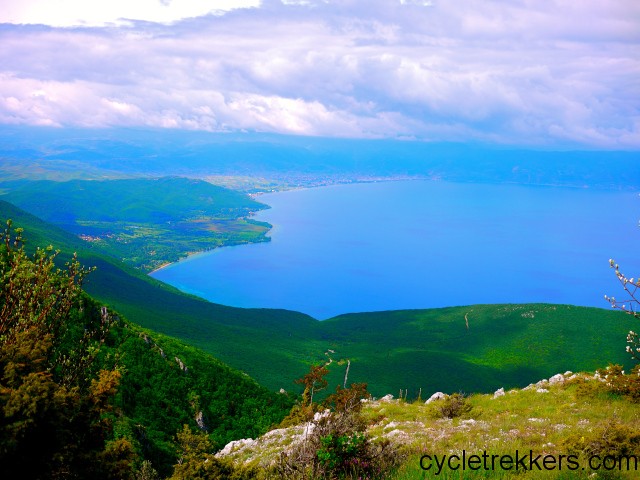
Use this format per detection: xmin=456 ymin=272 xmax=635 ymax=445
xmin=0 ymin=0 xmax=638 ymax=147
xmin=0 ymin=0 xmax=260 ymax=26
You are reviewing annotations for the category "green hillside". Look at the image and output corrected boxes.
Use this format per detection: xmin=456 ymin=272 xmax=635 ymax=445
xmin=0 ymin=200 xmax=633 ymax=399
xmin=104 ymin=314 xmax=294 ymax=474
xmin=1 ymin=177 xmax=271 ymax=270
xmin=89 ymin=297 xmax=294 ymax=477
xmin=0 ymin=223 xmax=293 ymax=479
xmin=0 ymin=199 xmax=322 ymax=391
xmin=318 ymin=305 xmax=632 ymax=396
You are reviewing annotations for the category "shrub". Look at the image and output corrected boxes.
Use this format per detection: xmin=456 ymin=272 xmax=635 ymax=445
xmin=563 ymin=419 xmax=640 ymax=459
xmin=436 ymin=393 xmax=473 ymax=419
xmin=169 ymin=425 xmax=258 ymax=480
xmin=323 ymin=383 xmax=370 ymax=414
xmin=316 ymin=431 xmax=368 ymax=473
xmin=275 ymin=383 xmax=402 ymax=479
xmin=0 ymin=220 xmax=133 ymax=479
xmin=599 ymin=364 xmax=640 ymax=402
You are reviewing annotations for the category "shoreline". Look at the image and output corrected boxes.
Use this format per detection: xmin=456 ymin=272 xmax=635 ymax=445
xmin=247 ymin=174 xmax=429 ymax=199
xmin=148 ymin=174 xmax=619 ymax=278
xmin=148 ymin=261 xmax=173 ymax=275
xmin=150 ymin=176 xmax=425 ymax=275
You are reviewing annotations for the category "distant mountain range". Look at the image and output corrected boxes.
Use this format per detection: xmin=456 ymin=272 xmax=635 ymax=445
xmin=1 ymin=126 xmax=638 ymax=190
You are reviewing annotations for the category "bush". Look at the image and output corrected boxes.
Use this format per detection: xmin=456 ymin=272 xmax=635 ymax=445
xmin=0 ymin=220 xmax=133 ymax=479
xmin=275 ymin=410 xmax=401 ymax=480
xmin=578 ymin=365 xmax=640 ymax=402
xmin=563 ymin=419 xmax=640 ymax=459
xmin=317 ymin=431 xmax=368 ymax=472
xmin=599 ymin=364 xmax=640 ymax=402
xmin=169 ymin=425 xmax=258 ymax=480
xmin=435 ymin=393 xmax=473 ymax=419
xmin=274 ymin=383 xmax=402 ymax=479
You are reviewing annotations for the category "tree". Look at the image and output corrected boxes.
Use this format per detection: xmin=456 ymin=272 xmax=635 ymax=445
xmin=170 ymin=425 xmax=256 ymax=480
xmin=295 ymin=363 xmax=329 ymax=406
xmin=605 ymin=259 xmax=640 ymax=362
xmin=0 ymin=220 xmax=134 ymax=479
xmin=276 ymin=382 xmax=401 ymax=479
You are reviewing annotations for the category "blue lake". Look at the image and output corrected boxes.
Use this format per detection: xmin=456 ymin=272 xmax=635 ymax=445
xmin=150 ymin=180 xmax=639 ymax=319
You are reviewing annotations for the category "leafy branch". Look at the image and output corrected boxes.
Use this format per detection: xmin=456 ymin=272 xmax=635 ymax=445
xmin=605 ymin=259 xmax=640 ymax=362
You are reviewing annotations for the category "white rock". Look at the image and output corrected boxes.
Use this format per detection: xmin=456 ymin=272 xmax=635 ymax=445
xmin=426 ymin=392 xmax=448 ymax=404
xmin=217 ymin=438 xmax=255 ymax=456
xmin=549 ymin=374 xmax=565 ymax=385
xmin=536 ymin=388 xmax=549 ymax=393
xmin=380 ymin=394 xmax=394 ymax=402
xmin=384 ymin=429 xmax=410 ymax=440
xmin=493 ymin=387 xmax=505 ymax=399
xmin=313 ymin=409 xmax=330 ymax=421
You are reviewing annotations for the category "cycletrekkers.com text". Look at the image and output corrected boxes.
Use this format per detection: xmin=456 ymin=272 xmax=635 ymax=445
xmin=420 ymin=450 xmax=638 ymax=475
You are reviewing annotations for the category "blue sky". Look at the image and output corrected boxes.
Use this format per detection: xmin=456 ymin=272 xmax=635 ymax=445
xmin=0 ymin=0 xmax=638 ymax=148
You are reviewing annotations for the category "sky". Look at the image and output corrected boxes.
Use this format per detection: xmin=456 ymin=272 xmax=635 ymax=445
xmin=0 ymin=0 xmax=638 ymax=148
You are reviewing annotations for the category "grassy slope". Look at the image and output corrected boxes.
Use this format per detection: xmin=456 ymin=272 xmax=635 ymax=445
xmin=222 ymin=374 xmax=640 ymax=479
xmin=319 ymin=305 xmax=632 ymax=396
xmin=0 ymin=200 xmax=633 ymax=397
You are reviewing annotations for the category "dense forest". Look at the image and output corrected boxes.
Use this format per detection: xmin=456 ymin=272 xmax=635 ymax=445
xmin=0 ymin=220 xmax=293 ymax=478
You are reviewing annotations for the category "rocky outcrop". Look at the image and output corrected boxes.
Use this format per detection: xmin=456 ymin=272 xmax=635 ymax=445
xmin=195 ymin=411 xmax=207 ymax=431
xmin=175 ymin=356 xmax=188 ymax=373
xmin=425 ymin=392 xmax=447 ymax=404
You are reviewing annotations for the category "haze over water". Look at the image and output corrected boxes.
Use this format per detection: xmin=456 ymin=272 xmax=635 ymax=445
xmin=151 ymin=180 xmax=638 ymax=319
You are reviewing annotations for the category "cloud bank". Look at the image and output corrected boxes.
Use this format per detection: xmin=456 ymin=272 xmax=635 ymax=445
xmin=0 ymin=0 xmax=638 ymax=148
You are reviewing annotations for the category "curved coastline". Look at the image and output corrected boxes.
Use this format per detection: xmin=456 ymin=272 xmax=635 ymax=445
xmin=149 ymin=180 xmax=639 ymax=319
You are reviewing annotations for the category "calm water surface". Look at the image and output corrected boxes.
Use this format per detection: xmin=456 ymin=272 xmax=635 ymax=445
xmin=150 ymin=180 xmax=638 ymax=319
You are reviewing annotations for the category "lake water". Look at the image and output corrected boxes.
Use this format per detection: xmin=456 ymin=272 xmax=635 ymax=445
xmin=150 ymin=180 xmax=639 ymax=319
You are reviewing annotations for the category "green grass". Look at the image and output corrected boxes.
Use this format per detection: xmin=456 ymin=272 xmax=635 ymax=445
xmin=218 ymin=373 xmax=640 ymax=479
xmin=387 ymin=381 xmax=640 ymax=479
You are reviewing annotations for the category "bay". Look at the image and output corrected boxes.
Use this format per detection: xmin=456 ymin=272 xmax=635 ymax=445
xmin=150 ymin=180 xmax=639 ymax=319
